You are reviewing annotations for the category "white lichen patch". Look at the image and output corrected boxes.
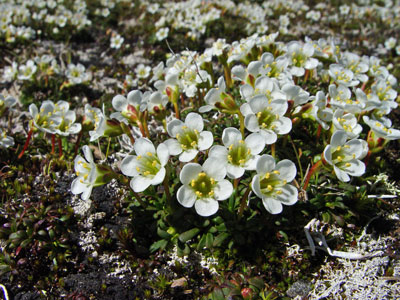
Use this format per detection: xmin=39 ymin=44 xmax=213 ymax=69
xmin=309 ymin=235 xmax=400 ymax=299
xmin=98 ymin=253 xmax=133 ymax=279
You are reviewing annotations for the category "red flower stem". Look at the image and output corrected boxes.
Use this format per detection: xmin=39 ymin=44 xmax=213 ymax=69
xmin=58 ymin=137 xmax=63 ymax=157
xmin=18 ymin=128 xmax=34 ymax=159
xmin=51 ymin=134 xmax=55 ymax=154
xmin=316 ymin=124 xmax=322 ymax=142
xmin=302 ymin=159 xmax=323 ymax=191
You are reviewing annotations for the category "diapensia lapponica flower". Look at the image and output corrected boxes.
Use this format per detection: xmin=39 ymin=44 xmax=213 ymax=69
xmin=120 ymin=138 xmax=169 ymax=193
xmin=323 ymin=130 xmax=367 ymax=182
xmin=177 ymin=158 xmax=233 ymax=217
xmin=165 ymin=112 xmax=213 ymax=162
xmin=71 ymin=145 xmax=115 ymax=201
xmin=251 ymin=155 xmax=298 ymax=214
xmin=209 ymin=127 xmax=265 ymax=179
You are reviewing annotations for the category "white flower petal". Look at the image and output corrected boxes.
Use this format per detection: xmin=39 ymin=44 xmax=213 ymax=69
xmin=222 ymin=127 xmax=242 ymax=147
xmin=208 ymin=145 xmax=228 ymax=162
xmin=226 ymin=164 xmax=245 ymax=179
xmin=177 ymin=185 xmax=196 ymax=208
xmin=167 ymin=119 xmax=184 ymax=137
xmin=214 ymin=179 xmax=233 ymax=200
xmin=245 ymin=133 xmax=265 ymax=154
xmin=244 ymin=114 xmax=260 ymax=132
xmin=203 ymin=158 xmax=226 ymax=180
xmin=276 ymin=160 xmax=297 ymax=182
xmin=112 ymin=95 xmax=127 ymax=112
xmin=71 ymin=178 xmax=86 ymax=195
xmin=256 ymin=154 xmax=276 ymax=174
xmin=180 ymin=163 xmax=202 ymax=185
xmin=164 ymin=138 xmax=182 ymax=155
xmin=81 ymin=186 xmax=93 ymax=201
xmin=179 ymin=149 xmax=198 ymax=162
xmin=194 ymin=198 xmax=219 ymax=217
xmin=198 ymin=131 xmax=213 ymax=150
xmin=275 ymin=184 xmax=298 ymax=205
xmin=151 ymin=167 xmax=166 ymax=185
xmin=120 ymin=155 xmax=140 ymax=177
xmin=82 ymin=145 xmax=94 ymax=163
xmin=334 ymin=165 xmax=350 ymax=182
xmin=260 ymin=129 xmax=277 ymax=144
xmin=185 ymin=112 xmax=204 ymax=132
xmin=130 ymin=176 xmax=152 ymax=192
xmin=331 ymin=130 xmax=347 ymax=148
xmin=262 ymin=197 xmax=283 ymax=214
xmin=344 ymin=160 xmax=365 ymax=177
xmin=134 ymin=138 xmax=156 ymax=156
xmin=157 ymin=143 xmax=169 ymax=166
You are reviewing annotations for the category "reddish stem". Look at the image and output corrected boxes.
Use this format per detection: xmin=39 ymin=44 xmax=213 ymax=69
xmin=316 ymin=124 xmax=322 ymax=143
xmin=18 ymin=128 xmax=34 ymax=159
xmin=58 ymin=137 xmax=63 ymax=157
xmin=302 ymin=159 xmax=323 ymax=191
xmin=51 ymin=134 xmax=55 ymax=154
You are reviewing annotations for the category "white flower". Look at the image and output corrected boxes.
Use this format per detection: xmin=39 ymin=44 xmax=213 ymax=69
xmin=65 ymin=63 xmax=91 ymax=85
xmin=239 ymin=76 xmax=284 ymax=102
xmin=3 ymin=62 xmax=18 ymax=82
xmin=111 ymin=90 xmax=150 ymax=124
xmin=0 ymin=94 xmax=17 ymax=116
xmin=285 ymin=41 xmax=319 ymax=77
xmin=120 ymin=138 xmax=169 ymax=193
xmin=53 ymin=100 xmax=82 ymax=136
xmin=177 ymin=158 xmax=233 ymax=217
xmin=363 ymin=116 xmax=400 ymax=140
xmin=311 ymin=91 xmax=333 ymax=130
xmin=323 ymin=130 xmax=366 ymax=182
xmin=0 ymin=129 xmax=14 ymax=149
xmin=210 ymin=38 xmax=229 ymax=57
xmin=71 ymin=145 xmax=98 ymax=201
xmin=29 ymin=100 xmax=61 ymax=134
xmin=155 ymin=27 xmax=169 ymax=41
xmin=251 ymin=155 xmax=298 ymax=214
xmin=333 ymin=109 xmax=362 ymax=139
xmin=340 ymin=52 xmax=369 ymax=83
xmin=83 ymin=104 xmax=102 ymax=130
xmin=329 ymin=84 xmax=364 ymax=114
xmin=241 ymin=95 xmax=292 ymax=145
xmin=200 ymin=76 xmax=227 ymax=113
xmin=135 ymin=64 xmax=151 ymax=79
xmin=165 ymin=112 xmax=213 ymax=162
xmin=328 ymin=64 xmax=359 ymax=87
xmin=384 ymin=37 xmax=397 ymax=50
xmin=18 ymin=60 xmax=37 ymax=80
xmin=110 ymin=34 xmax=124 ymax=49
xmin=209 ymin=127 xmax=264 ymax=179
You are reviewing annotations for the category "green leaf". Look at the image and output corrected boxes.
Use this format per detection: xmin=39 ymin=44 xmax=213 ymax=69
xmin=197 ymin=234 xmax=207 ymax=251
xmin=205 ymin=233 xmax=214 ymax=249
xmin=9 ymin=230 xmax=27 ymax=241
xmin=178 ymin=228 xmax=200 ymax=243
xmin=157 ymin=228 xmax=171 ymax=239
xmin=38 ymin=230 xmax=47 ymax=236
xmin=248 ymin=277 xmax=265 ymax=291
xmin=210 ymin=288 xmax=225 ymax=300
xmin=213 ymin=232 xmax=229 ymax=247
xmin=20 ymin=238 xmax=31 ymax=249
xmin=150 ymin=239 xmax=168 ymax=253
